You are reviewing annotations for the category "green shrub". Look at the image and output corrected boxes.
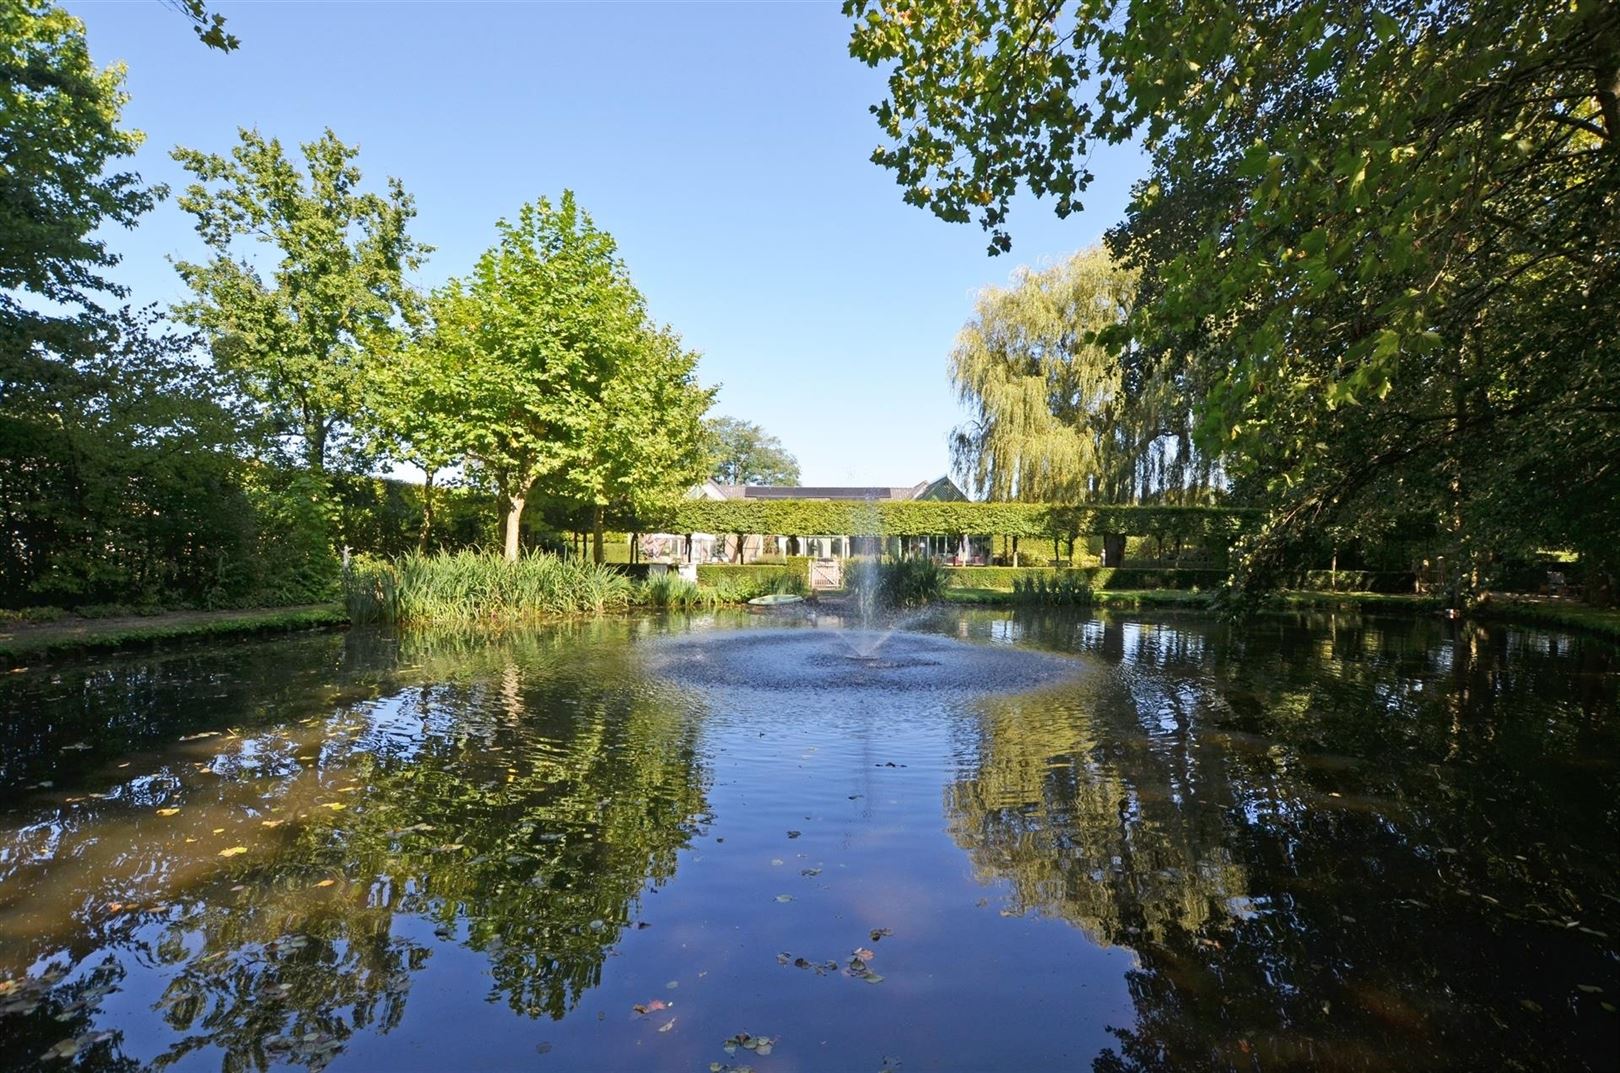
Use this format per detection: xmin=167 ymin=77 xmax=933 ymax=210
xmin=344 ymin=550 xmax=632 ymax=624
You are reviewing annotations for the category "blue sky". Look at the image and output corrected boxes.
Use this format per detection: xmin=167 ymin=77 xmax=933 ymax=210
xmin=69 ymin=0 xmax=1145 ymax=486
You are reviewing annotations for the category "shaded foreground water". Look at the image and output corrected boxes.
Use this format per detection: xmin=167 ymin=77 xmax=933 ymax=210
xmin=0 ymin=609 xmax=1615 ymax=1072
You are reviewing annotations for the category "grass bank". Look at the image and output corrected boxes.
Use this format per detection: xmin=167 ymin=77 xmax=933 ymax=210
xmin=0 ymin=604 xmax=347 ymax=666
xmin=1476 ymin=596 xmax=1620 ymax=640
xmin=943 ymin=586 xmax=1211 ymax=609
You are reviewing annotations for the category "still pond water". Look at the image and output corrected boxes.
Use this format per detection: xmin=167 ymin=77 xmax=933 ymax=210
xmin=0 ymin=609 xmax=1616 ymax=1072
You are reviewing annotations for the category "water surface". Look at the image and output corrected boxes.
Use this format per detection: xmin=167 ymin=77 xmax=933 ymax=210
xmin=1 ymin=609 xmax=1615 ymax=1071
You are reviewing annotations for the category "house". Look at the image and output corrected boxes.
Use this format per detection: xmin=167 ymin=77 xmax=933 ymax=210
xmin=640 ymin=477 xmax=969 ymax=564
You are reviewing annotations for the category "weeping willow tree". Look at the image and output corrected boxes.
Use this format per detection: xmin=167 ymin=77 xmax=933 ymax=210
xmin=949 ymin=248 xmax=1220 ymax=504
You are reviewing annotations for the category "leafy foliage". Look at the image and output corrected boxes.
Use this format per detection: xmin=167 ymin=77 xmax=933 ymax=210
xmin=665 ymin=499 xmax=1255 ymax=541
xmin=952 ymin=248 xmax=1217 ymax=503
xmin=0 ymin=308 xmax=331 ymax=609
xmin=704 ymin=416 xmax=802 ymax=486
xmin=172 ymin=128 xmax=429 ymax=473
xmin=417 ymin=192 xmax=653 ymax=560
xmin=849 ymin=0 xmax=1620 ymax=601
xmin=0 ymin=1 xmax=156 ymax=361
xmin=848 ymin=556 xmax=949 ymax=607
xmin=159 ymin=0 xmax=238 ymax=51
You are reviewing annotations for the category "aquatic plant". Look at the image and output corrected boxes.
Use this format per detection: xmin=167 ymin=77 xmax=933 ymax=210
xmin=343 ymin=550 xmax=632 ymax=624
xmin=845 ymin=557 xmax=948 ymax=609
xmin=1011 ymin=572 xmax=1093 ymax=606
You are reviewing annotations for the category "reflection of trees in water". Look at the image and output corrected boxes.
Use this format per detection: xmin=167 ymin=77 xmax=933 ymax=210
xmin=949 ymin=613 xmax=1620 ymax=1072
xmin=0 ymin=622 xmax=709 ymax=1070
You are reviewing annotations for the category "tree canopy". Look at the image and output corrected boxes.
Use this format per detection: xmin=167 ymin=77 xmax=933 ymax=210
xmin=704 ymin=416 xmax=802 ymax=486
xmin=849 ymin=0 xmax=1620 ymax=598
xmin=416 ymin=192 xmax=697 ymax=561
xmin=0 ymin=0 xmax=155 ymax=360
xmin=172 ymin=129 xmax=430 ymax=474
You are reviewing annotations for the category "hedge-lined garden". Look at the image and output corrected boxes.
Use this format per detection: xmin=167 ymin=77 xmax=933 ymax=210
xmin=663 ymin=501 xmax=1257 ymax=542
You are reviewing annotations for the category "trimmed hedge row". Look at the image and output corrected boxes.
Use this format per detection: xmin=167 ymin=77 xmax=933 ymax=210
xmin=943 ymin=566 xmax=1227 ymax=591
xmin=662 ymin=501 xmax=1255 ymax=540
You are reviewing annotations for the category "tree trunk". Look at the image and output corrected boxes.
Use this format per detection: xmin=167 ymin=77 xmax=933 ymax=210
xmin=1012 ymin=535 xmax=1019 ymax=567
xmin=1101 ymin=533 xmax=1126 ymax=568
xmin=417 ymin=471 xmax=436 ymax=553
xmin=304 ymin=412 xmax=329 ymax=474
xmin=592 ymin=505 xmax=606 ymax=564
xmin=503 ymin=494 xmax=526 ymax=563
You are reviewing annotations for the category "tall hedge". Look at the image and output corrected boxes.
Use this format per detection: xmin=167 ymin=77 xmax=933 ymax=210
xmin=660 ymin=501 xmax=1255 ymax=541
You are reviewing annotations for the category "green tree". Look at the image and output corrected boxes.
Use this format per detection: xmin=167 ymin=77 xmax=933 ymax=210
xmin=704 ymin=416 xmax=801 ymax=486
xmin=0 ymin=0 xmax=156 ymax=362
xmin=0 ymin=308 xmax=260 ymax=608
xmin=171 ymin=129 xmax=430 ymax=474
xmin=572 ymin=325 xmax=716 ymax=562
xmin=953 ymin=248 xmax=1139 ymax=502
xmin=427 ymin=192 xmax=647 ymax=562
xmin=360 ymin=334 xmax=466 ymax=551
xmin=848 ymin=0 xmax=1620 ymax=601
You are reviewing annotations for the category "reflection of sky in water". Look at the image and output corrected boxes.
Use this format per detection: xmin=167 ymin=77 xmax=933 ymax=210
xmin=0 ymin=611 xmax=1614 ymax=1072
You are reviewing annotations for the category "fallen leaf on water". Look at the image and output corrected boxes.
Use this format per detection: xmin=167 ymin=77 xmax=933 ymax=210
xmin=212 ymin=828 xmax=225 ymax=834
xmin=870 ymin=928 xmax=893 ymax=941
xmin=156 ymin=808 xmax=180 ymax=817
xmin=658 ymin=1017 xmax=676 ymax=1033
xmin=786 ymin=830 xmax=801 ymax=839
xmin=801 ymin=867 xmax=821 ymax=877
xmin=320 ymin=802 xmax=346 ymax=811
xmin=261 ymin=819 xmax=284 ymax=828
xmin=853 ymin=947 xmax=876 ymax=961
xmin=665 ymin=980 xmax=679 ymax=990
xmin=857 ymin=971 xmax=885 ymax=984
xmin=775 ymin=894 xmax=794 ymax=903
xmin=218 ymin=846 xmax=247 ymax=857
xmin=315 ymin=879 xmax=336 ymax=888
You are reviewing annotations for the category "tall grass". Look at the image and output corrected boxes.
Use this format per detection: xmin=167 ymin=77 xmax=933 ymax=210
xmin=345 ymin=551 xmax=633 ymax=625
xmin=844 ymin=557 xmax=949 ymax=608
xmin=638 ymin=574 xmax=721 ymax=610
xmin=1011 ymin=572 xmax=1094 ymax=606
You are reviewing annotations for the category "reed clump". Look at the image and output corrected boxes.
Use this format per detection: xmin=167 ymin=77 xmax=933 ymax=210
xmin=345 ymin=551 xmax=633 ymax=624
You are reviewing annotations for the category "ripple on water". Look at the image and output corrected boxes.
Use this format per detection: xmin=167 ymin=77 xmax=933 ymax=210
xmin=643 ymin=626 xmax=1086 ymax=694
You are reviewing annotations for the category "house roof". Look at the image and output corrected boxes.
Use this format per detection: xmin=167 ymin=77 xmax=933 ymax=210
xmin=693 ymin=477 xmax=966 ymax=502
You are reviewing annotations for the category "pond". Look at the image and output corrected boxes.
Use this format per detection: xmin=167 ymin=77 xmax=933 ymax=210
xmin=0 ymin=609 xmax=1616 ymax=1072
